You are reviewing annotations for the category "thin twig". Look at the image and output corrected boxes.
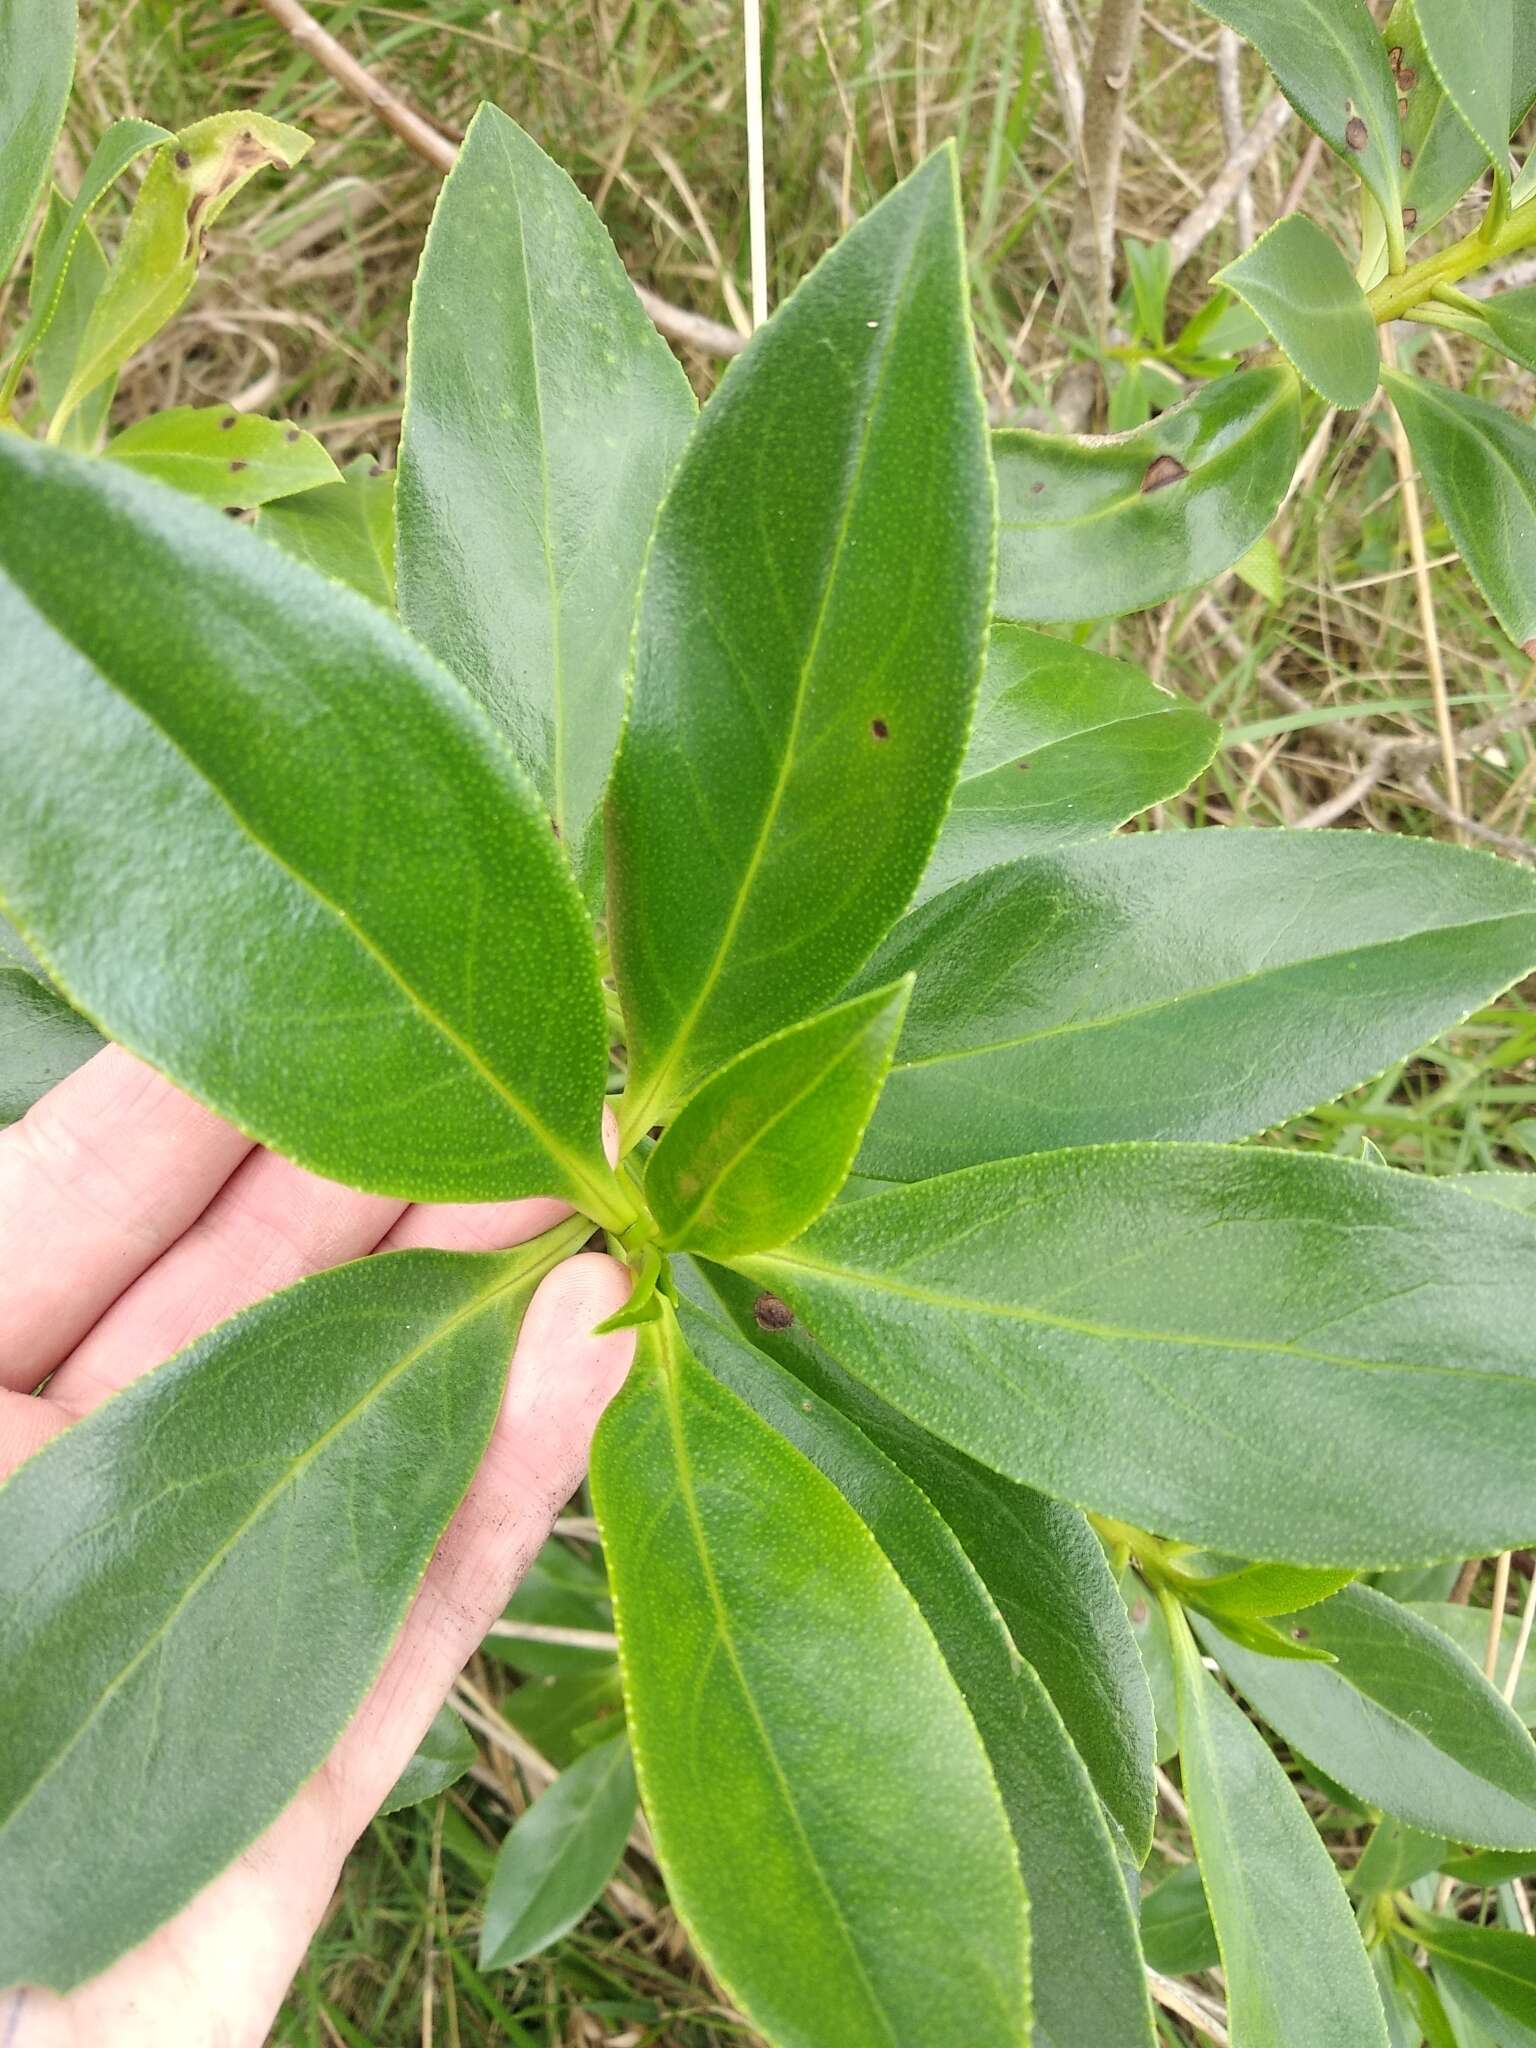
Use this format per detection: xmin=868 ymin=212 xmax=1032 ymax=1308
xmin=1488 ymin=1552 xmax=1515 ymax=1680
xmin=1215 ymin=31 xmax=1256 ymax=249
xmin=1035 ymin=0 xmax=1086 ymax=163
xmin=1381 ymin=329 xmax=1464 ymax=833
xmin=484 ymin=1620 xmax=621 ymax=1650
xmin=1068 ymin=0 xmax=1145 ymax=335
xmin=1503 ymin=1570 xmax=1536 ymax=1707
xmin=1148 ymin=1970 xmax=1230 ymax=2045
xmin=741 ymin=0 xmax=768 ymax=329
xmin=1168 ymin=94 xmax=1291 ymax=275
xmin=248 ymin=0 xmax=745 ymax=358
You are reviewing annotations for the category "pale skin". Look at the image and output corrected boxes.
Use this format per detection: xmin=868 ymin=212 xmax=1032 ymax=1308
xmin=0 ymin=1044 xmax=637 ymax=2048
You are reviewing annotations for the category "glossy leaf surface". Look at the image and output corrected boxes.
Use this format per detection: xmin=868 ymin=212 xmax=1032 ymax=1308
xmin=380 ymin=1704 xmax=478 ymax=1817
xmin=55 ymin=114 xmax=311 ymax=432
xmin=1414 ymin=1918 xmax=1536 ymax=2038
xmin=0 ymin=1236 xmax=568 ymax=1991
xmin=104 ymin=404 xmax=340 ymax=508
xmin=690 ymin=1259 xmax=1157 ymax=1860
xmin=740 ymin=1146 xmax=1536 ymax=1564
xmin=856 ymin=830 xmax=1536 ymax=1180
xmin=1217 ymin=214 xmax=1380 ymax=409
xmin=590 ymin=1312 xmax=1031 ymax=2048
xmin=398 ymin=107 xmax=696 ymax=902
xmin=608 ymin=149 xmax=991 ymax=1130
xmin=0 ymin=923 xmax=101 ymax=1126
xmin=479 ymin=1734 xmax=637 ymax=1967
xmin=647 ymin=983 xmax=909 ymax=1257
xmin=1413 ymin=0 xmax=1514 ymax=178
xmin=0 ymin=440 xmax=620 ymax=1217
xmin=0 ymin=0 xmax=75 ymax=280
xmin=916 ymin=625 xmax=1217 ymax=903
xmin=1198 ymin=1586 xmax=1536 ymax=1848
xmin=993 ymin=367 xmax=1300 ymax=624
xmin=1408 ymin=1603 xmax=1536 ymax=1724
xmin=1385 ymin=368 xmax=1536 ymax=650
xmin=675 ymin=1285 xmax=1153 ymax=2048
xmin=1169 ymin=1602 xmax=1390 ymax=2048
xmin=1192 ymin=0 xmax=1404 ymax=249
xmin=258 ymin=456 xmax=396 ymax=609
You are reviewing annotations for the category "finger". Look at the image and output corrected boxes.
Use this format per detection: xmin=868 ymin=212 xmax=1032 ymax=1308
xmin=374 ymin=1191 xmax=574 ymax=1255
xmin=0 ymin=1046 xmax=251 ymax=1392
xmin=46 ymin=1151 xmax=406 ymax=1418
xmin=12 ymin=1254 xmax=635 ymax=2048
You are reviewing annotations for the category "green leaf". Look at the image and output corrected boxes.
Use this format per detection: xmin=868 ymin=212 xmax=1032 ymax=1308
xmin=0 ymin=118 xmax=170 ymax=413
xmin=1351 ymin=1817 xmax=1450 ymax=1896
xmin=397 ymin=106 xmax=696 ymax=905
xmin=29 ymin=189 xmax=112 ymax=449
xmin=1407 ymin=1603 xmax=1536 ymax=1725
xmin=1216 ymin=214 xmax=1380 ymax=409
xmin=1413 ymin=1917 xmax=1536 ymax=2041
xmin=1388 ymin=1951 xmax=1463 ymax=2048
xmin=103 ymin=404 xmax=340 ymax=508
xmin=1121 ymin=1570 xmax=1180 ymax=1763
xmin=500 ymin=1666 xmax=625 ymax=1770
xmin=258 ymin=456 xmax=397 ymax=610
xmin=675 ymin=1282 xmax=1153 ymax=2047
xmin=380 ymin=1704 xmax=479 ymax=1817
xmin=993 ymin=367 xmax=1300 ymax=624
xmin=1441 ymin=1845 xmax=1536 ymax=1884
xmin=52 ymin=113 xmax=311 ymax=435
xmin=0 ymin=925 xmax=101 ymax=1126
xmin=489 ymin=1534 xmax=614 ymax=1678
xmin=1412 ymin=0 xmax=1515 ymax=180
xmin=0 ymin=439 xmax=625 ymax=1222
xmin=1234 ymin=533 xmax=1285 ymax=604
xmin=688 ymin=1258 xmax=1157 ymax=1863
xmin=0 ymin=1230 xmax=576 ymax=1992
xmin=1447 ymin=1170 xmax=1536 ymax=1216
xmin=1139 ymin=1861 xmax=1220 ymax=1977
xmin=1385 ymin=2 xmax=1536 ymax=244
xmin=1480 ymin=287 xmax=1536 ymax=375
xmin=589 ymin=1310 xmax=1031 ymax=2048
xmin=738 ymin=1145 xmax=1536 ymax=1565
xmin=1168 ymin=1599 xmax=1391 ymax=2048
xmin=915 ymin=625 xmax=1218 ymax=903
xmin=1385 ymin=368 xmax=1536 ymax=652
xmin=647 ymin=982 xmax=910 ymax=1258
xmin=608 ymin=147 xmax=992 ymax=1134
xmin=1191 ymin=0 xmax=1405 ymax=261
xmin=479 ymin=1734 xmax=637 ymax=1968
xmin=1196 ymin=1585 xmax=1536 ymax=1848
xmin=854 ymin=830 xmax=1536 ymax=1181
xmin=1175 ymin=1559 xmax=1358 ymax=1622
xmin=0 ymin=0 xmax=75 ymax=282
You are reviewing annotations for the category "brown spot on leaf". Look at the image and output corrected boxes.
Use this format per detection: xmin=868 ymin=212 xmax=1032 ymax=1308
xmin=1130 ymin=1600 xmax=1148 ymax=1626
xmin=648 ymin=1124 xmax=665 ymax=1141
xmin=228 ymin=459 xmax=249 ymax=473
xmin=1291 ymin=1626 xmax=1311 ymax=1643
xmin=1402 ymin=147 xmax=1414 ymax=168
xmin=220 ymin=414 xmax=237 ymax=430
xmin=1523 ymin=638 xmax=1536 ymax=660
xmin=285 ymin=428 xmax=300 ymax=444
xmin=1031 ymin=480 xmax=1046 ymax=495
xmin=1141 ymin=454 xmax=1188 ymax=493
xmin=870 ymin=717 xmax=890 ymax=740
xmin=1388 ymin=44 xmax=1404 ymax=71
xmin=1345 ymin=115 xmax=1369 ymax=152
xmin=175 ymin=149 xmax=192 ymax=170
xmin=1015 ymin=757 xmax=1032 ymax=771
xmin=1403 ymin=206 xmax=1418 ymax=229
xmin=754 ymin=1292 xmax=794 ymax=1331
xmin=1398 ymin=65 xmax=1417 ymax=90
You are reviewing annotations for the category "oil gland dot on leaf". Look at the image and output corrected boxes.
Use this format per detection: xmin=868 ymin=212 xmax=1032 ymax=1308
xmin=753 ymin=1292 xmax=794 ymax=1331
xmin=1141 ymin=454 xmax=1188 ymax=494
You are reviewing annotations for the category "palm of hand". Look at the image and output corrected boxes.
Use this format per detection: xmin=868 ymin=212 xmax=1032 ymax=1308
xmin=0 ymin=1046 xmax=632 ymax=2048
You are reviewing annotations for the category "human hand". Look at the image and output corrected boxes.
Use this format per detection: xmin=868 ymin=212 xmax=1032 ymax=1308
xmin=0 ymin=1045 xmax=635 ymax=2048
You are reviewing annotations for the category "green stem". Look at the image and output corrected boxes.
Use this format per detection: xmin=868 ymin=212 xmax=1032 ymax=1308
xmin=1368 ymin=194 xmax=1536 ymax=326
